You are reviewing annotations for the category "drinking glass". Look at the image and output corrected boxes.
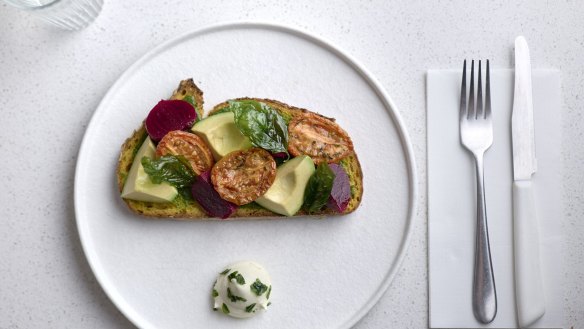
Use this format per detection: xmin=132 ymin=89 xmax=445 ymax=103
xmin=3 ymin=0 xmax=104 ymax=30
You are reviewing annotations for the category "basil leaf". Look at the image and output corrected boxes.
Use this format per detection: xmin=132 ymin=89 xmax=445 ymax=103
xmin=141 ymin=155 xmax=196 ymax=189
xmin=177 ymin=187 xmax=193 ymax=201
xmin=250 ymin=278 xmax=268 ymax=296
xmin=183 ymin=95 xmax=196 ymax=108
xmin=229 ymin=100 xmax=289 ymax=155
xmin=182 ymin=95 xmax=200 ymax=122
xmin=303 ymin=163 xmax=336 ymax=213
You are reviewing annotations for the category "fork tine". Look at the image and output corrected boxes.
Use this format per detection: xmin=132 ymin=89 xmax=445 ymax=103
xmin=485 ymin=60 xmax=491 ymax=118
xmin=460 ymin=60 xmax=467 ymax=120
xmin=477 ymin=60 xmax=483 ymax=118
xmin=468 ymin=60 xmax=475 ymax=119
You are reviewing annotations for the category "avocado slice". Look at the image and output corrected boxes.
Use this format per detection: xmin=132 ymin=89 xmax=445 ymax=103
xmin=121 ymin=137 xmax=178 ymax=202
xmin=191 ymin=112 xmax=253 ymax=160
xmin=256 ymin=155 xmax=315 ymax=216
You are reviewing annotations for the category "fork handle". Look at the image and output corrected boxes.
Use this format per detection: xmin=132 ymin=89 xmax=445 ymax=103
xmin=472 ymin=153 xmax=497 ymax=324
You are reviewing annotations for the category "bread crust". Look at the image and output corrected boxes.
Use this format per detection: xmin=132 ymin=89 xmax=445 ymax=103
xmin=116 ymin=85 xmax=363 ymax=220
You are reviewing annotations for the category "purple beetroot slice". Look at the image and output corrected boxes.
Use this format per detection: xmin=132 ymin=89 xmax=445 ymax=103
xmin=271 ymin=152 xmax=288 ymax=159
xmin=327 ymin=163 xmax=351 ymax=213
xmin=145 ymin=99 xmax=197 ymax=142
xmin=191 ymin=171 xmax=237 ymax=219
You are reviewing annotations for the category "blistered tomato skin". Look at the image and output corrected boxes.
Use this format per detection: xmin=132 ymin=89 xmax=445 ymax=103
xmin=145 ymin=99 xmax=197 ymax=142
xmin=288 ymin=112 xmax=353 ymax=165
xmin=156 ymin=130 xmax=214 ymax=175
xmin=211 ymin=148 xmax=277 ymax=205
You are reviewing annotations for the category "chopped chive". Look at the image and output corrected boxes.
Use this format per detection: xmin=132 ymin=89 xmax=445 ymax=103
xmin=220 ymin=268 xmax=230 ymax=275
xmin=266 ymin=285 xmax=272 ymax=299
xmin=250 ymin=278 xmax=268 ymax=296
xmin=222 ymin=303 xmax=230 ymax=314
xmin=227 ymin=287 xmax=247 ymax=303
xmin=245 ymin=303 xmax=256 ymax=313
xmin=227 ymin=271 xmax=245 ymax=285
xmin=212 ymin=289 xmax=219 ymax=298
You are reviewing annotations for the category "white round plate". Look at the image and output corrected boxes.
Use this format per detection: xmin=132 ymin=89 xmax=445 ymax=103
xmin=75 ymin=22 xmax=417 ymax=329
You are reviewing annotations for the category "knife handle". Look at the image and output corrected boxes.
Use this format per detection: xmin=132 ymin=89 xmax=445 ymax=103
xmin=513 ymin=180 xmax=546 ymax=328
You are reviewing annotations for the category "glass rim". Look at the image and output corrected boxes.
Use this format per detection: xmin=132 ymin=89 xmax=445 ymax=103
xmin=3 ymin=0 xmax=63 ymax=11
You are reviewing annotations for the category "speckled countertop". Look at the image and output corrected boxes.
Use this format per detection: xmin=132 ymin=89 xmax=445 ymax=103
xmin=0 ymin=1 xmax=582 ymax=328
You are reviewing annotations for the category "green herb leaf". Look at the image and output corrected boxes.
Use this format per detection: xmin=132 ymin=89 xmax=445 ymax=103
xmin=220 ymin=268 xmax=230 ymax=275
xmin=222 ymin=303 xmax=230 ymax=314
xmin=228 ymin=100 xmax=289 ymax=155
xmin=266 ymin=285 xmax=272 ymax=299
xmin=182 ymin=95 xmax=200 ymax=122
xmin=250 ymin=278 xmax=268 ymax=296
xmin=183 ymin=95 xmax=196 ymax=108
xmin=267 ymin=302 xmax=272 ymax=307
xmin=303 ymin=162 xmax=336 ymax=213
xmin=227 ymin=287 xmax=247 ymax=303
xmin=177 ymin=186 xmax=193 ymax=201
xmin=141 ymin=155 xmax=196 ymax=189
xmin=245 ymin=303 xmax=256 ymax=313
xmin=227 ymin=271 xmax=246 ymax=285
xmin=212 ymin=289 xmax=219 ymax=298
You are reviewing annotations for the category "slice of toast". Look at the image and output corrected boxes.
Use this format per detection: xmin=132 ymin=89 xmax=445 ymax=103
xmin=116 ymin=82 xmax=363 ymax=220
xmin=169 ymin=78 xmax=205 ymax=118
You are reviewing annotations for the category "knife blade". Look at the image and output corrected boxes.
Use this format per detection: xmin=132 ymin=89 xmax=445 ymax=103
xmin=512 ymin=36 xmax=546 ymax=328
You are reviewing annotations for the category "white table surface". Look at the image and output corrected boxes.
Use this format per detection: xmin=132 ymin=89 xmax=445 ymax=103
xmin=1 ymin=1 xmax=582 ymax=328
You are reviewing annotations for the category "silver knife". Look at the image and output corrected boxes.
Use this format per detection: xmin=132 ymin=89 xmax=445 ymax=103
xmin=512 ymin=35 xmax=546 ymax=328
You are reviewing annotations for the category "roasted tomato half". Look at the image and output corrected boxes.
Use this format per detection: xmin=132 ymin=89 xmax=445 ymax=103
xmin=211 ymin=148 xmax=277 ymax=205
xmin=288 ymin=112 xmax=354 ymax=164
xmin=156 ymin=130 xmax=214 ymax=175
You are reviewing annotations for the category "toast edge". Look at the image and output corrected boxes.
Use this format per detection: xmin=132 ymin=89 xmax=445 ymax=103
xmin=116 ymin=97 xmax=363 ymax=220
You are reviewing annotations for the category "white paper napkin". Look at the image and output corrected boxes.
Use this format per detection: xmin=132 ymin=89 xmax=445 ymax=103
xmin=427 ymin=69 xmax=563 ymax=328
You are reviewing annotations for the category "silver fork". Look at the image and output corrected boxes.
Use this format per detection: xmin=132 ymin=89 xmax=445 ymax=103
xmin=460 ymin=59 xmax=497 ymax=324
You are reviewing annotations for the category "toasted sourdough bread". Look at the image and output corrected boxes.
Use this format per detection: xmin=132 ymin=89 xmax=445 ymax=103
xmin=116 ymin=80 xmax=363 ymax=220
